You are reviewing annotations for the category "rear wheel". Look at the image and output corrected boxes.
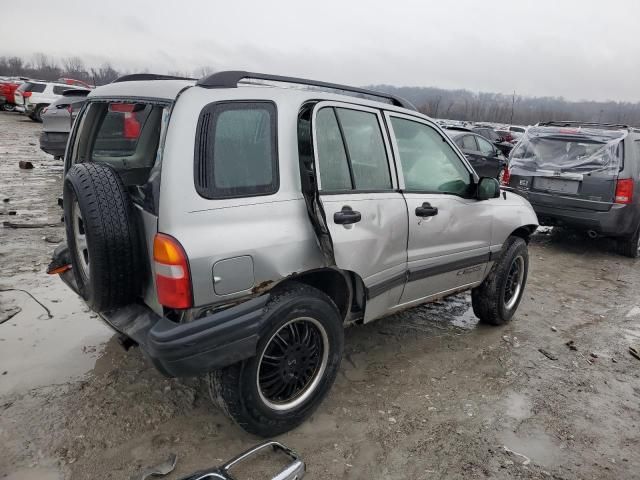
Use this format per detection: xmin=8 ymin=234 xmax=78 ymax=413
xmin=472 ymin=236 xmax=529 ymax=325
xmin=208 ymin=283 xmax=344 ymax=437
xmin=2 ymin=103 xmax=16 ymax=112
xmin=618 ymin=226 xmax=640 ymax=258
xmin=30 ymin=104 xmax=46 ymax=122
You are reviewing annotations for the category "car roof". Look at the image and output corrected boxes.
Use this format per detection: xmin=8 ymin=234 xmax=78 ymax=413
xmin=443 ymin=125 xmax=473 ymax=133
xmin=87 ymin=71 xmax=421 ymax=115
xmin=88 ymin=79 xmax=196 ymax=101
xmin=445 ymin=130 xmax=467 ymax=137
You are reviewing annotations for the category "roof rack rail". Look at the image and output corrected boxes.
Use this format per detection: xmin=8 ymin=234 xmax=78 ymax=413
xmin=112 ymin=73 xmax=197 ymax=83
xmin=196 ymin=70 xmax=417 ymax=111
xmin=538 ymin=121 xmax=632 ymax=130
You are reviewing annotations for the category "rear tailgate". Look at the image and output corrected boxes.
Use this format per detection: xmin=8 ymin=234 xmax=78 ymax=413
xmin=509 ymin=127 xmax=625 ymax=212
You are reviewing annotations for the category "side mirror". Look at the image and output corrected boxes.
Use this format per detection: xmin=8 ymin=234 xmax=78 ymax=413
xmin=477 ymin=177 xmax=500 ymax=200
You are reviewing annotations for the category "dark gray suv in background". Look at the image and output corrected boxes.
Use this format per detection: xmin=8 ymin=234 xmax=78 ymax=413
xmin=507 ymin=121 xmax=640 ymax=257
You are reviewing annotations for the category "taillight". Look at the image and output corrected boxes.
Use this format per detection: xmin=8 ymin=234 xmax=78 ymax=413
xmin=123 ymin=113 xmax=140 ymax=138
xmin=22 ymin=91 xmax=32 ymax=98
xmin=500 ymin=165 xmax=511 ymax=186
xmin=615 ymin=178 xmax=634 ymax=204
xmin=153 ymin=233 xmax=192 ymax=309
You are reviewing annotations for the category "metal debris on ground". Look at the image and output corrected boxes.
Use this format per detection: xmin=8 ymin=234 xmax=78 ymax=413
xmin=3 ymin=221 xmax=62 ymax=229
xmin=0 ymin=306 xmax=22 ymax=325
xmin=0 ymin=288 xmax=53 ymax=319
xmin=503 ymin=445 xmax=531 ymax=466
xmin=630 ymin=346 xmax=640 ymax=361
xmin=538 ymin=348 xmax=558 ymax=361
xmin=566 ymin=340 xmax=578 ymax=351
xmin=137 ymin=453 xmax=177 ymax=480
xmin=178 ymin=442 xmax=305 ymax=480
xmin=550 ymin=326 xmax=557 ymax=332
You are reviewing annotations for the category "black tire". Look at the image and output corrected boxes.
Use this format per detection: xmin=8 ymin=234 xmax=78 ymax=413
xmin=2 ymin=103 xmax=16 ymax=112
xmin=208 ymin=282 xmax=344 ymax=437
xmin=472 ymin=236 xmax=529 ymax=325
xmin=31 ymin=104 xmax=46 ymax=122
xmin=617 ymin=226 xmax=640 ymax=258
xmin=63 ymin=163 xmax=142 ymax=312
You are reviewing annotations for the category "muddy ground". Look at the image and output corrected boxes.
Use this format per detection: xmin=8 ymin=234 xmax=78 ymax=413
xmin=1 ymin=111 xmax=639 ymax=480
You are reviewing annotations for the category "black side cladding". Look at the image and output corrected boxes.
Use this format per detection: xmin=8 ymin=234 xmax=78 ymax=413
xmin=63 ymin=163 xmax=142 ymax=312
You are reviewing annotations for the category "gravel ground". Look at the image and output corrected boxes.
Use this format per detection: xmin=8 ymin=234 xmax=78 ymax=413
xmin=1 ymin=111 xmax=639 ymax=480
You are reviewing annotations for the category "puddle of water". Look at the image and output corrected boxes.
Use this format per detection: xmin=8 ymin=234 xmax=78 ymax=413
xmin=504 ymin=392 xmax=532 ymax=420
xmin=430 ymin=294 xmax=480 ymax=330
xmin=0 ymin=273 xmax=113 ymax=395
xmin=450 ymin=305 xmax=479 ymax=329
xmin=499 ymin=428 xmax=563 ymax=467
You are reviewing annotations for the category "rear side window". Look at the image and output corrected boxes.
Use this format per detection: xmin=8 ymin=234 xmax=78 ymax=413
xmin=195 ymin=101 xmax=278 ymax=199
xmin=22 ymin=82 xmax=46 ymax=93
xmin=314 ymin=106 xmax=392 ymax=192
xmin=315 ymin=108 xmax=352 ymax=191
xmin=461 ymin=135 xmax=477 ymax=150
xmin=53 ymin=85 xmax=69 ymax=95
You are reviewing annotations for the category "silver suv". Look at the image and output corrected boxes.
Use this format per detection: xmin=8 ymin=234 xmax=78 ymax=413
xmin=50 ymin=71 xmax=538 ymax=436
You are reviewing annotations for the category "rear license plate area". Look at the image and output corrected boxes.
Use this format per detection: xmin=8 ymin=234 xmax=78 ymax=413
xmin=533 ymin=177 xmax=579 ymax=194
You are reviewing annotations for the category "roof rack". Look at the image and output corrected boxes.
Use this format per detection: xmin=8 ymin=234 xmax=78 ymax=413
xmin=538 ymin=121 xmax=632 ymax=130
xmin=112 ymin=73 xmax=197 ymax=83
xmin=196 ymin=70 xmax=417 ymax=111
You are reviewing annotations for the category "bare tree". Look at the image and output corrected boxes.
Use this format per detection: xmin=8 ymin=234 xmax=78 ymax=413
xmin=62 ymin=56 xmax=86 ymax=74
xmin=90 ymin=63 xmax=119 ymax=85
xmin=194 ymin=66 xmax=215 ymax=78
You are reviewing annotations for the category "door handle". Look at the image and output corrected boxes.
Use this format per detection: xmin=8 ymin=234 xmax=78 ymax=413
xmin=415 ymin=202 xmax=438 ymax=217
xmin=334 ymin=205 xmax=362 ymax=225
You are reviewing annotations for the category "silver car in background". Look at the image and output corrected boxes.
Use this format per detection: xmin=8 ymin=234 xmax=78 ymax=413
xmin=39 ymin=89 xmax=88 ymax=159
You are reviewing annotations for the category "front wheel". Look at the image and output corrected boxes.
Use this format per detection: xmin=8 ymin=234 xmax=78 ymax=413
xmin=208 ymin=282 xmax=344 ymax=437
xmin=472 ymin=236 xmax=529 ymax=325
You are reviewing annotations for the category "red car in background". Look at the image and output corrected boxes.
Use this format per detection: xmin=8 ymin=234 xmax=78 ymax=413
xmin=0 ymin=78 xmax=24 ymax=112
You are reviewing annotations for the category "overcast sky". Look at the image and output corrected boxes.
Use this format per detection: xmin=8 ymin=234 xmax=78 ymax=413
xmin=2 ymin=0 xmax=639 ymax=102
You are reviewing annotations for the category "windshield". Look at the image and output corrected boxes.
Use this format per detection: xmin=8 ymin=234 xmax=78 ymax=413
xmin=509 ymin=127 xmax=626 ymax=175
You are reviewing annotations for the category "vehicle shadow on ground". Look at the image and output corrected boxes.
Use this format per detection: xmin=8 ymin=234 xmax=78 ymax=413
xmin=531 ymin=227 xmax=620 ymax=258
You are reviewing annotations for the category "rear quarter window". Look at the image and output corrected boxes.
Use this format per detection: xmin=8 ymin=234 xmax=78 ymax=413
xmin=23 ymin=82 xmax=46 ymax=93
xmin=194 ymin=101 xmax=278 ymax=199
xmin=53 ymin=85 xmax=70 ymax=95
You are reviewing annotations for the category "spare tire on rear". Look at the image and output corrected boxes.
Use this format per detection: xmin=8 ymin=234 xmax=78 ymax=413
xmin=63 ymin=162 xmax=142 ymax=312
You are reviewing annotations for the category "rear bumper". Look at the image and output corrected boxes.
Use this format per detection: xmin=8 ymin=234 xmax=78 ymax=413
xmin=39 ymin=131 xmax=69 ymax=157
xmin=56 ymin=259 xmax=270 ymax=377
xmin=528 ymin=201 xmax=637 ymax=236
